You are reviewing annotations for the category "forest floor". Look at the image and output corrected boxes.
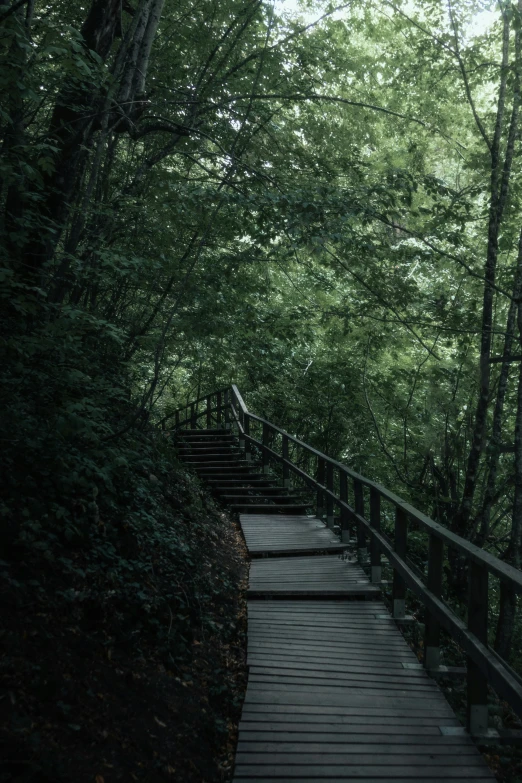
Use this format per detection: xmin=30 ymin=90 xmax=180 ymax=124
xmin=0 ymin=470 xmax=249 ymax=783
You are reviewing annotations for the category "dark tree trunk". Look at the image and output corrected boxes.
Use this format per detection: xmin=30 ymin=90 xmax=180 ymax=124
xmin=495 ymin=295 xmax=522 ymax=660
xmin=22 ymin=0 xmax=122 ymax=279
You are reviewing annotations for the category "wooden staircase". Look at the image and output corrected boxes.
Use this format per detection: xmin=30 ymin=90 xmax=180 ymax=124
xmin=167 ymin=384 xmax=522 ymax=751
xmin=175 ymin=424 xmax=496 ymax=782
xmin=177 ymin=428 xmax=310 ymax=514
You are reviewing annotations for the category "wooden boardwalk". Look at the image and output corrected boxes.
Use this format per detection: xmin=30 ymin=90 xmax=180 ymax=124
xmin=235 ymin=514 xmax=494 ymax=782
xmin=248 ymin=554 xmax=380 ymax=597
xmin=241 ymin=514 xmax=347 ymax=557
xmin=175 ymin=428 xmax=495 ymax=782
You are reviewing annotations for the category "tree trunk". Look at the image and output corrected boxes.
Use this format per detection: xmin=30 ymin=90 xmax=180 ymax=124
xmin=452 ymin=10 xmax=521 ymax=543
xmin=474 ymin=232 xmax=522 ymax=544
xmin=21 ymin=0 xmax=123 ymax=279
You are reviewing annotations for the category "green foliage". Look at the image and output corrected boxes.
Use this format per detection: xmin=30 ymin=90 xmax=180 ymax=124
xmin=1 ymin=0 xmax=522 ymax=673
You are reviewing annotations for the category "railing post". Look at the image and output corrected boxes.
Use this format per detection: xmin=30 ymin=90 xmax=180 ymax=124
xmin=316 ymin=458 xmax=325 ymax=520
xmin=224 ymin=389 xmax=231 ymax=430
xmin=175 ymin=409 xmax=180 ymax=429
xmin=392 ymin=506 xmax=407 ymax=618
xmin=354 ymin=479 xmax=367 ymax=564
xmin=282 ymin=435 xmax=290 ymax=488
xmin=467 ymin=561 xmax=489 ymax=735
xmin=424 ymin=534 xmax=443 ymax=669
xmin=216 ymin=391 xmax=222 ymax=426
xmin=340 ymin=470 xmax=350 ymax=544
xmin=244 ymin=414 xmax=251 ymax=461
xmin=369 ymin=487 xmax=381 ymax=583
xmin=262 ymin=422 xmax=270 ymax=473
xmin=326 ymin=461 xmax=334 ymax=529
xmin=206 ymin=396 xmax=211 ymax=428
xmin=190 ymin=402 xmax=196 ymax=429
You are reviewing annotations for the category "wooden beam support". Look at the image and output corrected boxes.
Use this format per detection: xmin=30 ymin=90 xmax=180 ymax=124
xmin=354 ymin=479 xmax=366 ymax=564
xmin=244 ymin=414 xmax=251 ymax=461
xmin=282 ymin=435 xmax=290 ymax=488
xmin=467 ymin=561 xmax=489 ymax=735
xmin=393 ymin=506 xmax=407 ymax=619
xmin=340 ymin=470 xmax=350 ymax=544
xmin=424 ymin=534 xmax=443 ymax=669
xmin=316 ymin=458 xmax=325 ymax=521
xmin=326 ymin=461 xmax=334 ymax=529
xmin=224 ymin=388 xmax=231 ymax=429
xmin=369 ymin=486 xmax=381 ymax=583
xmin=216 ymin=391 xmax=222 ymax=425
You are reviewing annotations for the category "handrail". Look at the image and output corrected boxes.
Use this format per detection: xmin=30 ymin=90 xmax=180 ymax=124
xmin=168 ymin=384 xmax=522 ymax=734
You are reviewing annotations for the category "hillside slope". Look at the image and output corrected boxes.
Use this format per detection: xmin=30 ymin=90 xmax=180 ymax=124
xmin=0 ymin=441 xmax=248 ymax=782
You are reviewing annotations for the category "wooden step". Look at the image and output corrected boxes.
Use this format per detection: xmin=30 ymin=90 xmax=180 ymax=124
xmin=178 ymin=428 xmax=230 ymax=436
xmin=190 ymin=461 xmax=253 ymax=470
xmin=229 ymin=503 xmax=308 ymax=513
xmin=198 ymin=469 xmax=267 ymax=476
xmin=206 ymin=479 xmax=276 ymax=486
xmin=221 ymin=495 xmax=306 ymax=504
xmin=179 ymin=451 xmax=243 ymax=460
xmin=177 ymin=443 xmax=238 ymax=452
xmin=195 ymin=466 xmax=264 ymax=474
xmin=213 ymin=486 xmax=300 ymax=495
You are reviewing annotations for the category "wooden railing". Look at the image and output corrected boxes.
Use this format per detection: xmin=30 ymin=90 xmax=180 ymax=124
xmin=167 ymin=384 xmax=522 ymax=737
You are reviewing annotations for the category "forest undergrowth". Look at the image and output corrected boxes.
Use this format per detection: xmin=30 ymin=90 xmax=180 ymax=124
xmin=0 ymin=435 xmax=249 ymax=783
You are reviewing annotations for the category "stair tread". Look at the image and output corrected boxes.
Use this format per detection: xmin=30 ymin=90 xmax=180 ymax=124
xmin=221 ymin=495 xmax=304 ymax=501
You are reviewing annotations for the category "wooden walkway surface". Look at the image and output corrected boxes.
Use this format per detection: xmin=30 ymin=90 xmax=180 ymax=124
xmin=175 ymin=429 xmax=494 ymax=782
xmin=234 ymin=513 xmax=494 ymax=782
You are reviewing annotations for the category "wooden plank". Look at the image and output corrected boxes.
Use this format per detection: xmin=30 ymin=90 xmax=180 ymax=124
xmin=246 ymin=684 xmax=443 ymax=698
xmin=247 ymin=675 xmax=439 ymax=691
xmin=242 ymin=688 xmax=456 ymax=709
xmin=240 ymin=715 xmax=459 ymax=726
xmin=233 ymin=764 xmax=492 ymax=778
xmin=240 ymin=705 xmax=457 ymax=718
xmin=236 ymin=741 xmax=476 ymax=754
xmin=246 ymin=657 xmax=418 ymax=670
xmin=235 ymin=753 xmax=485 ymax=766
xmin=234 ymin=779 xmax=490 ymax=783
xmin=234 ymin=773 xmax=493 ymax=783
xmin=246 ymin=631 xmax=407 ymax=644
xmin=248 ymin=591 xmax=379 ymax=598
xmin=238 ymin=727 xmax=463 ymax=738
xmin=247 ymin=621 xmax=399 ymax=631
xmin=247 ymin=664 xmax=435 ymax=683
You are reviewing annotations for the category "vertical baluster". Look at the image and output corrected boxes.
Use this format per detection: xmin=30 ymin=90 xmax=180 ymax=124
xmin=316 ymin=458 xmax=325 ymax=521
xmin=190 ymin=402 xmax=196 ymax=429
xmin=206 ymin=396 xmax=211 ymax=428
xmin=216 ymin=391 xmax=222 ymax=426
xmin=244 ymin=414 xmax=251 ymax=461
xmin=467 ymin=560 xmax=488 ymax=734
xmin=340 ymin=470 xmax=350 ymax=544
xmin=236 ymin=395 xmax=244 ymax=449
xmin=392 ymin=506 xmax=407 ymax=618
xmin=326 ymin=461 xmax=334 ymax=529
xmin=369 ymin=487 xmax=381 ymax=583
xmin=262 ymin=422 xmax=270 ymax=473
xmin=175 ymin=410 xmax=180 ymax=429
xmin=354 ymin=480 xmax=366 ymax=564
xmin=424 ymin=534 xmax=443 ymax=669
xmin=224 ymin=388 xmax=231 ymax=430
xmin=282 ymin=435 xmax=290 ymax=488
